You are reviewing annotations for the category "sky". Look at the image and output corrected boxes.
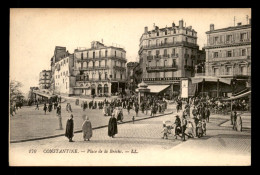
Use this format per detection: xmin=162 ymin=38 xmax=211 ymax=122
xmin=10 ymin=8 xmax=251 ymax=97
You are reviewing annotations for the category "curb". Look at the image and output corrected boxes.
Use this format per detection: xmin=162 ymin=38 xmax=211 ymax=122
xmin=10 ymin=111 xmax=173 ymax=143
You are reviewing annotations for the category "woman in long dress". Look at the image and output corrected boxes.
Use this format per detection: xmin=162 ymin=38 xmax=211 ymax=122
xmin=82 ymin=115 xmax=93 ymax=141
xmin=108 ymin=114 xmax=118 ymax=138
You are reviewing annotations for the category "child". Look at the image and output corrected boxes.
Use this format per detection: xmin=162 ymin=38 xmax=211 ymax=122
xmin=186 ymin=121 xmax=194 ymax=138
xmin=197 ymin=121 xmax=203 ymax=138
xmin=202 ymin=120 xmax=207 ymax=136
xmin=161 ymin=124 xmax=168 ymax=139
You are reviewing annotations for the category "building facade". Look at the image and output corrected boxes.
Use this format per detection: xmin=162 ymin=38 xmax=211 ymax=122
xmin=50 ymin=46 xmax=70 ymax=92
xmin=53 ymin=54 xmax=76 ymax=96
xmin=73 ymin=41 xmax=127 ymax=97
xmin=126 ymin=62 xmax=139 ymax=93
xmin=138 ymin=20 xmax=204 ymax=96
xmin=39 ymin=70 xmax=52 ymax=89
xmin=204 ymin=21 xmax=251 ymax=95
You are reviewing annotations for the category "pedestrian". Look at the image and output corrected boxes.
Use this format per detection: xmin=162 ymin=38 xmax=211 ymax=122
xmin=65 ymin=114 xmax=74 ymax=142
xmin=43 ymin=103 xmax=47 ymax=115
xmin=35 ymin=101 xmax=39 ymax=110
xmin=186 ymin=121 xmax=194 ymax=138
xmin=197 ymin=120 xmax=203 ymax=138
xmin=236 ymin=114 xmax=242 ymax=132
xmin=161 ymin=124 xmax=168 ymax=139
xmin=232 ymin=111 xmax=237 ymax=131
xmin=108 ymin=114 xmax=118 ymax=138
xmin=205 ymin=107 xmax=210 ymax=123
xmin=180 ymin=112 xmax=187 ymax=141
xmin=202 ymin=120 xmax=207 ymax=135
xmin=132 ymin=116 xmax=135 ymax=124
xmin=82 ymin=115 xmax=93 ymax=141
xmin=135 ymin=104 xmax=139 ymax=117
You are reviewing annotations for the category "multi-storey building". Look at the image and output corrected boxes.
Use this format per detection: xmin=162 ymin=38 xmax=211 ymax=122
xmin=126 ymin=62 xmax=139 ymax=93
xmin=39 ymin=70 xmax=52 ymax=89
xmin=204 ymin=21 xmax=251 ymax=95
xmin=53 ymin=54 xmax=76 ymax=96
xmin=73 ymin=41 xmax=127 ymax=96
xmin=138 ymin=20 xmax=204 ymax=96
xmin=50 ymin=46 xmax=70 ymax=92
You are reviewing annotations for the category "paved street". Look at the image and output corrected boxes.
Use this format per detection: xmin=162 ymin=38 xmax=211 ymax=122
xmin=10 ymin=97 xmax=172 ymax=141
xmin=9 ymin=104 xmax=251 ymax=166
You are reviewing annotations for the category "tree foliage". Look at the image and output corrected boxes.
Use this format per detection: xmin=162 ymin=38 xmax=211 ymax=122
xmin=10 ymin=80 xmax=24 ymax=104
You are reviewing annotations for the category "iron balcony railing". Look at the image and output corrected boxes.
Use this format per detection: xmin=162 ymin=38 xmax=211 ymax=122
xmin=78 ymin=66 xmax=109 ymax=71
xmin=146 ymin=65 xmax=178 ymax=72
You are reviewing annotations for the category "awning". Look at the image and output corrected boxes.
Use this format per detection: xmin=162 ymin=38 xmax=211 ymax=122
xmin=223 ymin=90 xmax=251 ymax=101
xmin=191 ymin=76 xmax=231 ymax=85
xmin=147 ymin=85 xmax=170 ymax=93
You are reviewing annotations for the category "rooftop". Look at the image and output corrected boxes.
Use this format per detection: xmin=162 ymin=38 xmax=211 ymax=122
xmin=206 ymin=24 xmax=251 ymax=34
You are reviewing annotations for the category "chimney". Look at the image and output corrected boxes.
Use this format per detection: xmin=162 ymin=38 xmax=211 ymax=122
xmin=144 ymin=26 xmax=148 ymax=33
xmin=179 ymin=20 xmax=183 ymax=28
xmin=172 ymin=22 xmax=175 ymax=27
xmin=210 ymin=24 xmax=214 ymax=31
xmin=237 ymin=22 xmax=242 ymax=26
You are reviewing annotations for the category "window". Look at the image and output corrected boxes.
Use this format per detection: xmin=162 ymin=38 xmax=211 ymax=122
xmin=115 ymin=51 xmax=116 ymax=57
xmin=227 ymin=35 xmax=232 ymax=42
xmin=93 ymin=61 xmax=95 ymax=68
xmin=227 ymin=51 xmax=232 ymax=57
xmin=164 ymin=38 xmax=167 ymax=44
xmin=86 ymin=74 xmax=89 ymax=81
xmin=87 ymin=62 xmax=89 ymax=68
xmin=93 ymin=52 xmax=95 ymax=59
xmin=67 ymin=58 xmax=68 ymax=63
xmin=186 ymin=37 xmax=188 ymax=42
xmin=115 ymin=61 xmax=117 ymax=66
xmin=156 ymin=50 xmax=160 ymax=55
xmin=185 ymin=59 xmax=187 ymax=65
xmin=191 ymin=60 xmax=193 ymax=66
xmin=99 ymin=73 xmax=101 ymax=80
xmin=214 ymin=36 xmax=219 ymax=44
xmin=172 ymin=59 xmax=176 ymax=66
xmin=156 ymin=39 xmax=159 ymax=46
xmin=165 ymin=30 xmax=167 ymax=35
xmin=240 ymin=33 xmax=247 ymax=40
xmin=172 ymin=48 xmax=176 ymax=56
xmin=121 ymin=62 xmax=123 ymax=67
xmin=148 ymin=40 xmax=151 ymax=47
xmin=242 ymin=49 xmax=246 ymax=56
xmin=213 ymin=68 xmax=219 ymax=76
xmin=240 ymin=66 xmax=247 ymax=75
xmin=157 ymin=32 xmax=159 ymax=36
xmin=120 ymin=74 xmax=122 ymax=80
xmin=87 ymin=52 xmax=89 ymax=58
xmin=99 ymin=51 xmax=101 ymax=58
xmin=226 ymin=67 xmax=232 ymax=75
xmin=121 ymin=53 xmax=123 ymax=58
xmin=186 ymin=29 xmax=188 ymax=34
xmin=105 ymin=72 xmax=108 ymax=79
xmin=66 ymin=71 xmax=68 ymax=76
xmin=105 ymin=60 xmax=107 ymax=67
xmin=164 ymin=60 xmax=167 ymax=67
xmin=173 ymin=37 xmax=175 ymax=43
xmin=164 ymin=49 xmax=167 ymax=56
xmin=114 ymin=73 xmax=116 ymax=79
xmin=148 ymin=51 xmax=152 ymax=56
xmin=156 ymin=60 xmax=159 ymax=67
xmin=173 ymin=29 xmax=176 ymax=34
xmin=99 ymin=61 xmax=101 ymax=67
xmin=105 ymin=50 xmax=107 ymax=57
xmin=81 ymin=53 xmax=83 ymax=59
xmin=214 ymin=52 xmax=219 ymax=58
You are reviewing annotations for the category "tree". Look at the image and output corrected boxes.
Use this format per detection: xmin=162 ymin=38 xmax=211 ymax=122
xmin=10 ymin=80 xmax=24 ymax=104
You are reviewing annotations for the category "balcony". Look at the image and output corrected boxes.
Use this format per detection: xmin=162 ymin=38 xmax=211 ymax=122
xmin=139 ymin=41 xmax=199 ymax=52
xmin=147 ymin=55 xmax=153 ymax=60
xmin=146 ymin=65 xmax=178 ymax=72
xmin=76 ymin=76 xmax=110 ymax=82
xmin=154 ymin=55 xmax=161 ymax=60
xmin=78 ymin=66 xmax=109 ymax=71
xmin=171 ymin=54 xmax=178 ymax=58
xmin=211 ymin=55 xmax=250 ymax=62
xmin=204 ymin=39 xmax=251 ymax=48
xmin=162 ymin=54 xmax=170 ymax=58
xmin=113 ymin=66 xmax=126 ymax=71
xmin=142 ymin=77 xmax=181 ymax=82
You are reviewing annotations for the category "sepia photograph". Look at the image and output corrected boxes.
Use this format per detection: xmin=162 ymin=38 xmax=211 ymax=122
xmin=9 ymin=8 xmax=251 ymax=166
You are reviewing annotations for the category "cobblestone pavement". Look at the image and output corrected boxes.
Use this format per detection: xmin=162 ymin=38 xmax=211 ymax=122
xmin=9 ymin=107 xmax=251 ymax=166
